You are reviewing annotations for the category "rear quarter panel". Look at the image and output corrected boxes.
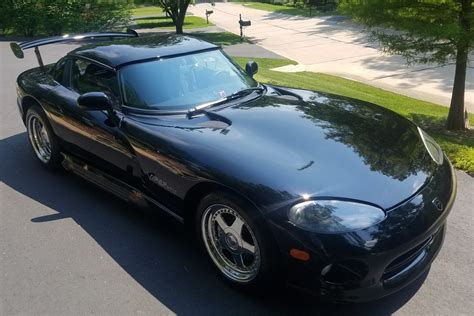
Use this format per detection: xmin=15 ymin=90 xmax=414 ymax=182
xmin=17 ymin=65 xmax=58 ymax=121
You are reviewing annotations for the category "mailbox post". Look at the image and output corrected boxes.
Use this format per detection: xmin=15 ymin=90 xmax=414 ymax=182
xmin=205 ymin=9 xmax=213 ymax=24
xmin=238 ymin=14 xmax=251 ymax=40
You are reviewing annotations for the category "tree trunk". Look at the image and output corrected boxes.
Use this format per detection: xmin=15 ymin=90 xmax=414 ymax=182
xmin=446 ymin=44 xmax=468 ymax=130
xmin=174 ymin=11 xmax=184 ymax=34
xmin=159 ymin=0 xmax=190 ymax=34
xmin=175 ymin=22 xmax=183 ymax=34
xmin=167 ymin=7 xmax=182 ymax=34
xmin=175 ymin=2 xmax=189 ymax=35
xmin=446 ymin=0 xmax=471 ymax=130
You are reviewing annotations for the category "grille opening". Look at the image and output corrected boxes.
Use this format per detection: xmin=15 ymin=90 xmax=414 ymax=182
xmin=322 ymin=260 xmax=368 ymax=287
xmin=383 ymin=227 xmax=444 ymax=281
xmin=384 ymin=237 xmax=432 ymax=278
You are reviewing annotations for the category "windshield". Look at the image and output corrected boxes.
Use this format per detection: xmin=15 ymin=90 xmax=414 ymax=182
xmin=119 ymin=49 xmax=257 ymax=111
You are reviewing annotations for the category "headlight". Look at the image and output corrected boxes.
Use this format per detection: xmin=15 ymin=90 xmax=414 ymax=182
xmin=418 ymin=127 xmax=443 ymax=165
xmin=288 ymin=200 xmax=385 ymax=234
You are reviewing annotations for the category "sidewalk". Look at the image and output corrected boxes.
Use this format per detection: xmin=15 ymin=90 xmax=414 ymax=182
xmin=188 ymin=3 xmax=473 ymax=112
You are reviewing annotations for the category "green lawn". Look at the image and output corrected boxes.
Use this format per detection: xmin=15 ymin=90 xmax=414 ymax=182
xmin=190 ymin=32 xmax=246 ymax=46
xmin=231 ymin=57 xmax=474 ymax=173
xmin=132 ymin=5 xmax=211 ymax=30
xmin=234 ymin=2 xmax=337 ymax=17
xmin=132 ymin=6 xmax=164 ymax=17
xmin=133 ymin=16 xmax=211 ymax=29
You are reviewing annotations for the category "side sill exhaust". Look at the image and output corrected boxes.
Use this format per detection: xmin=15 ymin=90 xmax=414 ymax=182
xmin=61 ymin=153 xmax=184 ymax=223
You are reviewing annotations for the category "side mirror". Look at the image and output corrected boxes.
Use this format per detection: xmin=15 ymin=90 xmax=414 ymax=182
xmin=245 ymin=61 xmax=258 ymax=78
xmin=77 ymin=92 xmax=112 ymax=111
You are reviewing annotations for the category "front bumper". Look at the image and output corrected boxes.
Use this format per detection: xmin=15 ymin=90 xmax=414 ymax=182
xmin=268 ymin=159 xmax=456 ymax=302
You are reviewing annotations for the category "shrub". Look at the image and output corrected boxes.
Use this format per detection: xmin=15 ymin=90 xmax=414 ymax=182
xmin=0 ymin=0 xmax=14 ymax=36
xmin=0 ymin=0 xmax=133 ymax=37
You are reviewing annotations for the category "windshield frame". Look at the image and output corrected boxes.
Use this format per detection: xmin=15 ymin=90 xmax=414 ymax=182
xmin=117 ymin=48 xmax=259 ymax=115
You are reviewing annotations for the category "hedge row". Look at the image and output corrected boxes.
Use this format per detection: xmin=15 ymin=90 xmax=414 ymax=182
xmin=0 ymin=0 xmax=133 ymax=37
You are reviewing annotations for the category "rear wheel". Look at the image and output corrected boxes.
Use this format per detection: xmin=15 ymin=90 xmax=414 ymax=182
xmin=26 ymin=106 xmax=61 ymax=170
xmin=197 ymin=192 xmax=280 ymax=288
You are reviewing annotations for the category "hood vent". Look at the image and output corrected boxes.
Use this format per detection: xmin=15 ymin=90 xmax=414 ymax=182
xmin=271 ymin=86 xmax=302 ymax=101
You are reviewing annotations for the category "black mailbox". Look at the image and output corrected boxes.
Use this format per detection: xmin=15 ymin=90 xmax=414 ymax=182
xmin=239 ymin=19 xmax=251 ymax=27
xmin=205 ymin=9 xmax=213 ymax=24
xmin=238 ymin=14 xmax=251 ymax=40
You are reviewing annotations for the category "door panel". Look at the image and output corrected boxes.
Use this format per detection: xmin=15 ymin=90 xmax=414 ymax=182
xmin=120 ymin=117 xmax=203 ymax=215
xmin=46 ymin=58 xmax=142 ymax=185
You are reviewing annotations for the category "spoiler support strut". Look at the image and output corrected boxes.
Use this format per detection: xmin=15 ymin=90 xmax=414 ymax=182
xmin=34 ymin=47 xmax=45 ymax=70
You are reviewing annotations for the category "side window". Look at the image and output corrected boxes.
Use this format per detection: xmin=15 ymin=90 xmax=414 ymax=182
xmin=51 ymin=59 xmax=67 ymax=85
xmin=71 ymin=59 xmax=119 ymax=97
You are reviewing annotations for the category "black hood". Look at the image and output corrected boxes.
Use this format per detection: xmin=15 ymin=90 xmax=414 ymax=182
xmin=127 ymin=88 xmax=436 ymax=211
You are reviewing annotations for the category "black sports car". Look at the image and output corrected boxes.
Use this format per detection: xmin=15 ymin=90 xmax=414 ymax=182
xmin=11 ymin=31 xmax=456 ymax=302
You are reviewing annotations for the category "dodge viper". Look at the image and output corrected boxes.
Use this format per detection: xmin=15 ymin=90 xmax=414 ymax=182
xmin=10 ymin=31 xmax=456 ymax=301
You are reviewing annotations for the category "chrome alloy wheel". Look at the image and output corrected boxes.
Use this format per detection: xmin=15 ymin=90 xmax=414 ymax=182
xmin=201 ymin=204 xmax=261 ymax=282
xmin=27 ymin=114 xmax=51 ymax=164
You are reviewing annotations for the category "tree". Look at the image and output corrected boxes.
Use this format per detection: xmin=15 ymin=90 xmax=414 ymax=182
xmin=155 ymin=0 xmax=192 ymax=34
xmin=340 ymin=0 xmax=473 ymax=130
xmin=0 ymin=0 xmax=14 ymax=36
xmin=11 ymin=0 xmax=45 ymax=37
xmin=42 ymin=0 xmax=75 ymax=35
xmin=69 ymin=0 xmax=132 ymax=33
xmin=2 ymin=0 xmax=131 ymax=37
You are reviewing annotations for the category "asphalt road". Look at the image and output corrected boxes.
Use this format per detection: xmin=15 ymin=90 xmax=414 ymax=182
xmin=1 ymin=40 xmax=473 ymax=315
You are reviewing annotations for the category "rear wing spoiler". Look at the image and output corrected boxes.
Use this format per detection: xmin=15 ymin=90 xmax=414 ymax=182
xmin=10 ymin=29 xmax=139 ymax=69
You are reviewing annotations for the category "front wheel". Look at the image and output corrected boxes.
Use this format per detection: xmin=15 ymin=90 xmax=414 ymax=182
xmin=196 ymin=192 xmax=280 ymax=288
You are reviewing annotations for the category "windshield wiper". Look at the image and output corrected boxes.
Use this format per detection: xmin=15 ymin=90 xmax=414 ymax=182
xmin=227 ymin=86 xmax=265 ymax=99
xmin=187 ymin=86 xmax=265 ymax=117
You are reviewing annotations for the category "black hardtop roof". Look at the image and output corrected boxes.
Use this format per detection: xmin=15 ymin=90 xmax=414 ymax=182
xmin=69 ymin=34 xmax=219 ymax=68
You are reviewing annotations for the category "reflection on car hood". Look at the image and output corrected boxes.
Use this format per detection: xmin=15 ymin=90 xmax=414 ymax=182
xmin=129 ymin=87 xmax=436 ymax=210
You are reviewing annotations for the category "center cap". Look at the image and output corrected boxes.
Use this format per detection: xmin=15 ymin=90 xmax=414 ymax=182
xmin=225 ymin=233 xmax=239 ymax=250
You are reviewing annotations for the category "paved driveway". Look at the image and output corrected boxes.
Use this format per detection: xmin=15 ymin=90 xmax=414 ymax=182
xmin=189 ymin=3 xmax=474 ymax=112
xmin=1 ymin=41 xmax=474 ymax=315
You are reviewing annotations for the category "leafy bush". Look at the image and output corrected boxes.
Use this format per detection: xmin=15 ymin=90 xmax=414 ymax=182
xmin=1 ymin=0 xmax=133 ymax=37
xmin=11 ymin=0 xmax=44 ymax=37
xmin=69 ymin=1 xmax=133 ymax=33
xmin=0 ymin=1 xmax=14 ymax=35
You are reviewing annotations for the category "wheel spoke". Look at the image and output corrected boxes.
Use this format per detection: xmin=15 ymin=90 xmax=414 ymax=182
xmin=241 ymin=240 xmax=255 ymax=254
xmin=217 ymin=231 xmax=228 ymax=249
xmin=42 ymin=128 xmax=51 ymax=149
xmin=232 ymin=253 xmax=245 ymax=269
xmin=230 ymin=217 xmax=244 ymax=235
xmin=215 ymin=213 xmax=229 ymax=231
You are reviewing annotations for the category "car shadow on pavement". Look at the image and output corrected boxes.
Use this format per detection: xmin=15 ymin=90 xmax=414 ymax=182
xmin=0 ymin=132 xmax=428 ymax=315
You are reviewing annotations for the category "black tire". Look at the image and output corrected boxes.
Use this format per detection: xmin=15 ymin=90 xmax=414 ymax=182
xmin=196 ymin=191 xmax=281 ymax=290
xmin=25 ymin=105 xmax=62 ymax=170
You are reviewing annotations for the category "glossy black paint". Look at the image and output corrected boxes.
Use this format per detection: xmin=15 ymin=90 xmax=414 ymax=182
xmin=14 ymin=35 xmax=456 ymax=301
xmin=77 ymin=92 xmax=113 ymax=111
xmin=70 ymin=34 xmax=218 ymax=68
xmin=12 ymin=30 xmax=138 ymax=59
xmin=14 ymin=31 xmax=138 ymax=52
xmin=270 ymin=154 xmax=455 ymax=301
